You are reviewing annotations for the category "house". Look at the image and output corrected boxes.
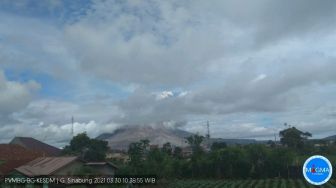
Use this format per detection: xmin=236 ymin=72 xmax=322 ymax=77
xmin=106 ymin=152 xmax=129 ymax=163
xmin=15 ymin=157 xmax=81 ymax=177
xmin=12 ymin=157 xmax=117 ymax=188
xmin=181 ymin=146 xmax=193 ymax=158
xmin=15 ymin=157 xmax=118 ymax=177
xmin=85 ymin=162 xmax=118 ymax=176
xmin=10 ymin=137 xmax=61 ymax=156
xmin=149 ymin=144 xmax=159 ymax=150
xmin=0 ymin=144 xmax=44 ymax=175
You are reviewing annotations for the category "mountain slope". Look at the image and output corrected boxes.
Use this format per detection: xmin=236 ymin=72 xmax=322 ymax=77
xmin=323 ymin=135 xmax=336 ymax=140
xmin=96 ymin=125 xmax=192 ymax=150
xmin=97 ymin=125 xmax=260 ymax=151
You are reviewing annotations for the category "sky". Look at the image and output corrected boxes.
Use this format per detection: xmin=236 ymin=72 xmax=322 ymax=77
xmin=1 ymin=0 xmax=336 ymax=147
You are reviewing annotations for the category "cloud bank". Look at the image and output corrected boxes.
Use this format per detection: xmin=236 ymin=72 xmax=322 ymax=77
xmin=1 ymin=0 xmax=336 ymax=145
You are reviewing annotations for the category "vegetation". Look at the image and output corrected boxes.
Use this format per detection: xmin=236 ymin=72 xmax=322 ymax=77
xmin=279 ymin=126 xmax=312 ymax=149
xmin=166 ymin=179 xmax=336 ymax=188
xmin=59 ymin=126 xmax=336 ymax=187
xmin=115 ymin=127 xmax=336 ymax=180
xmin=62 ymin=132 xmax=109 ymax=161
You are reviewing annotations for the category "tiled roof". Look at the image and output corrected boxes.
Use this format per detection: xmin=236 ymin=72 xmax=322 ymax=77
xmin=0 ymin=159 xmax=34 ymax=175
xmin=10 ymin=137 xmax=61 ymax=156
xmin=15 ymin=157 xmax=78 ymax=177
xmin=0 ymin=144 xmax=43 ymax=161
xmin=0 ymin=144 xmax=44 ymax=174
xmin=85 ymin=162 xmax=118 ymax=169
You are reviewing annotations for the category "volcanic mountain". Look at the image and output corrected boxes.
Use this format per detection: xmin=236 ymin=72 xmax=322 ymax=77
xmin=323 ymin=135 xmax=336 ymax=141
xmin=96 ymin=125 xmax=260 ymax=151
xmin=96 ymin=125 xmax=192 ymax=151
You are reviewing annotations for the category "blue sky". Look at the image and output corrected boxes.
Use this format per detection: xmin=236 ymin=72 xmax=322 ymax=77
xmin=1 ymin=0 xmax=336 ymax=146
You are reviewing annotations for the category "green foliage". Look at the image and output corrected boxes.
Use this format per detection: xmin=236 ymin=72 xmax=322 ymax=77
xmin=162 ymin=142 xmax=173 ymax=155
xmin=69 ymin=133 xmax=91 ymax=152
xmin=62 ymin=133 xmax=108 ymax=162
xmin=144 ymin=148 xmax=174 ymax=178
xmin=246 ymin=145 xmax=270 ymax=178
xmin=73 ymin=166 xmax=95 ymax=175
xmin=211 ymin=142 xmax=227 ymax=151
xmin=186 ymin=134 xmax=204 ymax=155
xmin=173 ymin=146 xmax=182 ymax=159
xmin=279 ymin=127 xmax=312 ymax=149
xmin=126 ymin=139 xmax=150 ymax=174
xmin=268 ymin=147 xmax=296 ymax=178
xmin=210 ymin=147 xmax=250 ymax=178
xmin=117 ymin=127 xmax=336 ymax=180
xmin=120 ymin=140 xmax=336 ymax=179
xmin=167 ymin=179 xmax=336 ymax=188
xmin=85 ymin=139 xmax=109 ymax=161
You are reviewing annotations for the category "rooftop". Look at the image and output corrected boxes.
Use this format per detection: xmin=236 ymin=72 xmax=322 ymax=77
xmin=10 ymin=137 xmax=61 ymax=156
xmin=0 ymin=144 xmax=44 ymax=175
xmin=0 ymin=144 xmax=43 ymax=160
xmin=15 ymin=157 xmax=78 ymax=177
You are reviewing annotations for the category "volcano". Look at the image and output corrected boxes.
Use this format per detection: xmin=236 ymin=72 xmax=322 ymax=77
xmin=96 ymin=125 xmax=193 ymax=151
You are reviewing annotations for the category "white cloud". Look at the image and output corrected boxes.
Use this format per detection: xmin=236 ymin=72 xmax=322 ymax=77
xmin=1 ymin=0 xmax=336 ymax=143
xmin=155 ymin=91 xmax=174 ymax=100
xmin=0 ymin=70 xmax=40 ymax=118
xmin=0 ymin=120 xmax=118 ymax=147
xmin=252 ymin=74 xmax=267 ymax=83
xmin=178 ymin=91 xmax=188 ymax=97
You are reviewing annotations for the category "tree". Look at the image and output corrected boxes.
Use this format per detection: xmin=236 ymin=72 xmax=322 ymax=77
xmin=210 ymin=147 xmax=250 ymax=178
xmin=62 ymin=133 xmax=108 ymax=162
xmin=268 ymin=148 xmax=295 ymax=178
xmin=127 ymin=142 xmax=144 ymax=174
xmin=279 ymin=127 xmax=312 ymax=149
xmin=140 ymin=139 xmax=150 ymax=149
xmin=267 ymin=140 xmax=276 ymax=148
xmin=84 ymin=139 xmax=109 ymax=161
xmin=185 ymin=134 xmax=206 ymax=178
xmin=127 ymin=139 xmax=150 ymax=174
xmin=246 ymin=145 xmax=270 ymax=178
xmin=162 ymin=142 xmax=173 ymax=155
xmin=186 ymin=134 xmax=204 ymax=155
xmin=67 ymin=133 xmax=91 ymax=153
xmin=145 ymin=148 xmax=174 ymax=178
xmin=211 ymin=142 xmax=227 ymax=151
xmin=173 ymin=147 xmax=182 ymax=159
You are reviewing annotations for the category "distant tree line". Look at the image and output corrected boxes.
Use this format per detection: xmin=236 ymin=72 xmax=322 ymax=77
xmin=60 ymin=127 xmax=336 ymax=179
xmin=115 ymin=126 xmax=336 ymax=179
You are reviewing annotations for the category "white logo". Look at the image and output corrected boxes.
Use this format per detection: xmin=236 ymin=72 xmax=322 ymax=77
xmin=303 ymin=155 xmax=333 ymax=185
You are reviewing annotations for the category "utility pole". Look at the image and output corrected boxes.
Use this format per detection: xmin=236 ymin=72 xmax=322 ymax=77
xmin=71 ymin=116 xmax=74 ymax=137
xmin=206 ymin=121 xmax=210 ymax=139
xmin=206 ymin=121 xmax=210 ymax=150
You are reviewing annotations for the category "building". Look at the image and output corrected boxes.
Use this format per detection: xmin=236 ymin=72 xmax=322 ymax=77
xmin=181 ymin=146 xmax=193 ymax=158
xmin=85 ymin=162 xmax=118 ymax=176
xmin=10 ymin=137 xmax=61 ymax=156
xmin=106 ymin=152 xmax=129 ymax=163
xmin=15 ymin=157 xmax=81 ymax=177
xmin=149 ymin=144 xmax=159 ymax=150
xmin=15 ymin=157 xmax=118 ymax=177
xmin=0 ymin=144 xmax=44 ymax=175
xmin=13 ymin=157 xmax=117 ymax=187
